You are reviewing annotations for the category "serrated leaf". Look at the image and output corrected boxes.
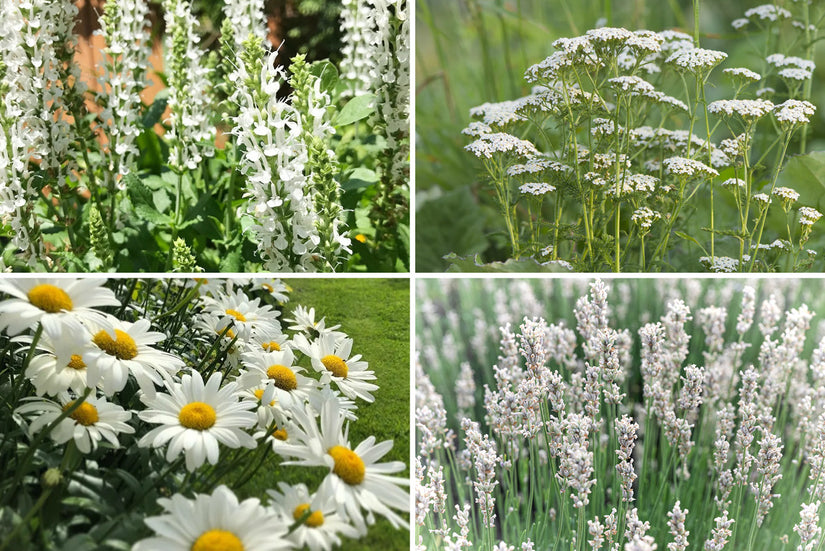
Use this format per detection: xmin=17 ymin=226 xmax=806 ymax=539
xmin=141 ymin=91 xmax=168 ymax=128
xmin=334 ymin=93 xmax=375 ymax=127
xmin=674 ymin=231 xmax=709 ymax=256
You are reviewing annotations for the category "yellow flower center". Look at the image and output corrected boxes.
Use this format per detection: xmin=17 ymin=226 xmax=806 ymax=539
xmin=266 ymin=365 xmax=297 ymax=391
xmin=321 ymin=355 xmax=348 ymax=378
xmin=253 ymin=388 xmax=275 ymax=406
xmin=225 ymin=309 xmax=247 ymax=322
xmin=66 ymin=354 xmax=86 ymax=370
xmin=92 ymin=329 xmax=138 ymax=360
xmin=273 ymin=428 xmax=288 ymax=441
xmin=261 ymin=341 xmax=281 ymax=352
xmin=27 ymin=284 xmax=73 ymax=313
xmin=191 ymin=530 xmax=244 ymax=551
xmin=218 ymin=327 xmax=236 ymax=340
xmin=179 ymin=402 xmax=217 ymax=430
xmin=64 ymin=401 xmax=99 ymax=426
xmin=262 ymin=283 xmax=274 ymax=293
xmin=328 ymin=445 xmax=365 ymax=485
xmin=293 ymin=504 xmax=325 ymax=527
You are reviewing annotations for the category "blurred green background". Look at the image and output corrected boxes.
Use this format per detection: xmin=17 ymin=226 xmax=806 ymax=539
xmin=416 ymin=0 xmax=825 ymax=272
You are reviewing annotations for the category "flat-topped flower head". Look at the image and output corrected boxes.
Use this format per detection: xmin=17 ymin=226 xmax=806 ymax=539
xmin=469 ymin=99 xmax=529 ymax=128
xmin=519 ymin=182 xmax=556 ymax=196
xmin=465 ymin=132 xmax=539 ymax=160
xmin=663 ymin=157 xmax=719 ymax=178
xmin=722 ymin=178 xmax=747 ymax=189
xmin=277 ymin=397 xmax=409 ymax=532
xmin=238 ymin=347 xmax=319 ymax=409
xmin=507 ymin=156 xmax=572 ymax=177
xmin=767 ymin=54 xmax=816 ymax=72
xmin=745 ymin=4 xmax=791 ymax=22
xmin=753 ymin=193 xmax=772 ymax=205
xmin=16 ymin=392 xmax=133 ymax=454
xmin=267 ymin=482 xmax=362 ymax=549
xmin=773 ymin=187 xmax=800 ymax=203
xmin=700 ymin=256 xmax=741 ymax=273
xmin=0 ymin=279 xmax=119 ymax=336
xmin=631 ymin=207 xmax=661 ymax=229
xmin=138 ymin=370 xmax=257 ymax=471
xmin=774 ymin=99 xmax=816 ymax=127
xmin=799 ymin=207 xmax=823 ymax=226
xmin=294 ymin=332 xmax=378 ymax=402
xmin=626 ymin=29 xmax=663 ymax=55
xmin=462 ymin=121 xmax=493 ymax=137
xmin=708 ymin=99 xmax=774 ymax=121
xmin=132 ymin=485 xmax=291 ymax=551
xmin=84 ymin=315 xmax=185 ymax=399
xmin=666 ymin=48 xmax=727 ymax=73
xmin=779 ymin=68 xmax=812 ymax=81
xmin=24 ymin=317 xmax=97 ymax=397
xmin=723 ymin=67 xmax=761 ymax=83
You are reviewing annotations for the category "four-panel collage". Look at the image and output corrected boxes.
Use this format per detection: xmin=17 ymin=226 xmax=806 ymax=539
xmin=2 ymin=0 xmax=825 ymax=549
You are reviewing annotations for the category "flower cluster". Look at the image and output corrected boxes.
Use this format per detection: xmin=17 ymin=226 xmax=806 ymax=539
xmin=0 ymin=278 xmax=408 ymax=550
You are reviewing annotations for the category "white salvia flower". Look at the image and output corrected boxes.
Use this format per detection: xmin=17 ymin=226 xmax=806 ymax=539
xmin=663 ymin=157 xmax=719 ymax=178
xmin=96 ymin=0 xmax=151 ymax=187
xmin=745 ymin=4 xmax=792 ymax=21
xmin=232 ymin=49 xmax=324 ymax=271
xmin=723 ymin=67 xmax=761 ymax=82
xmin=666 ymin=48 xmax=727 ymax=72
xmin=339 ymin=0 xmax=373 ymax=97
xmin=365 ymin=0 xmax=409 ymax=185
xmin=162 ymin=0 xmax=214 ymax=171
xmin=794 ymin=501 xmax=822 ymax=551
xmin=799 ymin=207 xmax=822 ymax=226
xmin=465 ymin=133 xmax=539 ymax=159
xmin=774 ymin=99 xmax=816 ymax=126
xmin=223 ymin=0 xmax=267 ymax=51
xmin=519 ymin=182 xmax=556 ymax=195
xmin=707 ymin=99 xmax=774 ymax=121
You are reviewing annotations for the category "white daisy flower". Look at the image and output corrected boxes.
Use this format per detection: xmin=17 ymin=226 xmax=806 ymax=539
xmin=23 ymin=316 xmax=97 ymax=396
xmin=294 ymin=333 xmax=379 ymax=402
xmin=84 ymin=315 xmax=185 ymax=399
xmin=308 ymin=387 xmax=359 ymax=423
xmin=255 ymin=278 xmax=291 ymax=303
xmin=285 ymin=305 xmax=344 ymax=340
xmin=279 ymin=397 xmax=410 ymax=532
xmin=133 ymin=485 xmax=291 ymax=551
xmin=202 ymin=288 xmax=281 ymax=340
xmin=246 ymin=330 xmax=291 ymax=355
xmin=0 ymin=278 xmax=119 ymax=335
xmin=15 ymin=392 xmax=134 ymax=454
xmin=138 ymin=370 xmax=257 ymax=471
xmin=238 ymin=347 xmax=320 ymax=410
xmin=267 ymin=482 xmax=362 ymax=550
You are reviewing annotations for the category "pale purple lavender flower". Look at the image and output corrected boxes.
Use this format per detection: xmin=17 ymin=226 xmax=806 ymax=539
xmin=626 ymin=536 xmax=657 ymax=551
xmin=667 ymin=501 xmax=689 ymax=551
xmin=679 ymin=364 xmax=705 ymax=412
xmin=759 ymin=294 xmax=782 ymax=337
xmin=456 ymin=362 xmax=476 ymax=419
xmin=589 ymin=518 xmax=605 ymax=550
xmin=616 ymin=415 xmax=639 ymax=503
xmin=704 ymin=511 xmax=734 ymax=550
xmin=625 ymin=508 xmax=651 ymax=543
xmin=734 ymin=366 xmax=759 ymax=485
xmin=698 ymin=306 xmax=727 ymax=354
xmin=752 ymin=431 xmax=783 ymax=525
xmin=461 ymin=418 xmax=500 ymax=528
xmin=576 ymin=280 xmax=611 ymax=362
xmin=557 ymin=440 xmax=596 ymax=509
xmin=794 ymin=501 xmax=821 ymax=551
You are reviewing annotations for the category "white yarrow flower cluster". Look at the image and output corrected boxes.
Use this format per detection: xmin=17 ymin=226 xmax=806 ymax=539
xmin=774 ymin=99 xmax=816 ymax=126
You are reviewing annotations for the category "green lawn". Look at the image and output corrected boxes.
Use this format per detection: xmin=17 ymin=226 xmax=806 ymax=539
xmin=234 ymin=278 xmax=410 ymax=551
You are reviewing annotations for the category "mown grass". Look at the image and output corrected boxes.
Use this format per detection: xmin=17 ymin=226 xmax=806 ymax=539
xmin=231 ymin=278 xmax=410 ymax=550
xmin=415 ymin=0 xmax=825 ymax=271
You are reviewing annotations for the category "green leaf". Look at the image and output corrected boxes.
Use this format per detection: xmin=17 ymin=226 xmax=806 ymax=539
xmin=127 ymin=174 xmax=172 ymax=226
xmin=334 ymin=93 xmax=376 ymax=127
xmin=141 ymin=90 xmax=169 ymax=128
xmin=310 ymin=60 xmax=338 ymax=93
xmin=341 ymin=167 xmax=378 ymax=192
xmin=674 ymin=231 xmax=709 ymax=256
xmin=444 ymin=253 xmax=573 ymax=272
xmin=220 ymin=250 xmax=242 ymax=272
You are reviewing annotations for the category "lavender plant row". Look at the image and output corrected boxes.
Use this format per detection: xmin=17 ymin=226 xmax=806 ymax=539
xmin=416 ymin=278 xmax=825 ymax=550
